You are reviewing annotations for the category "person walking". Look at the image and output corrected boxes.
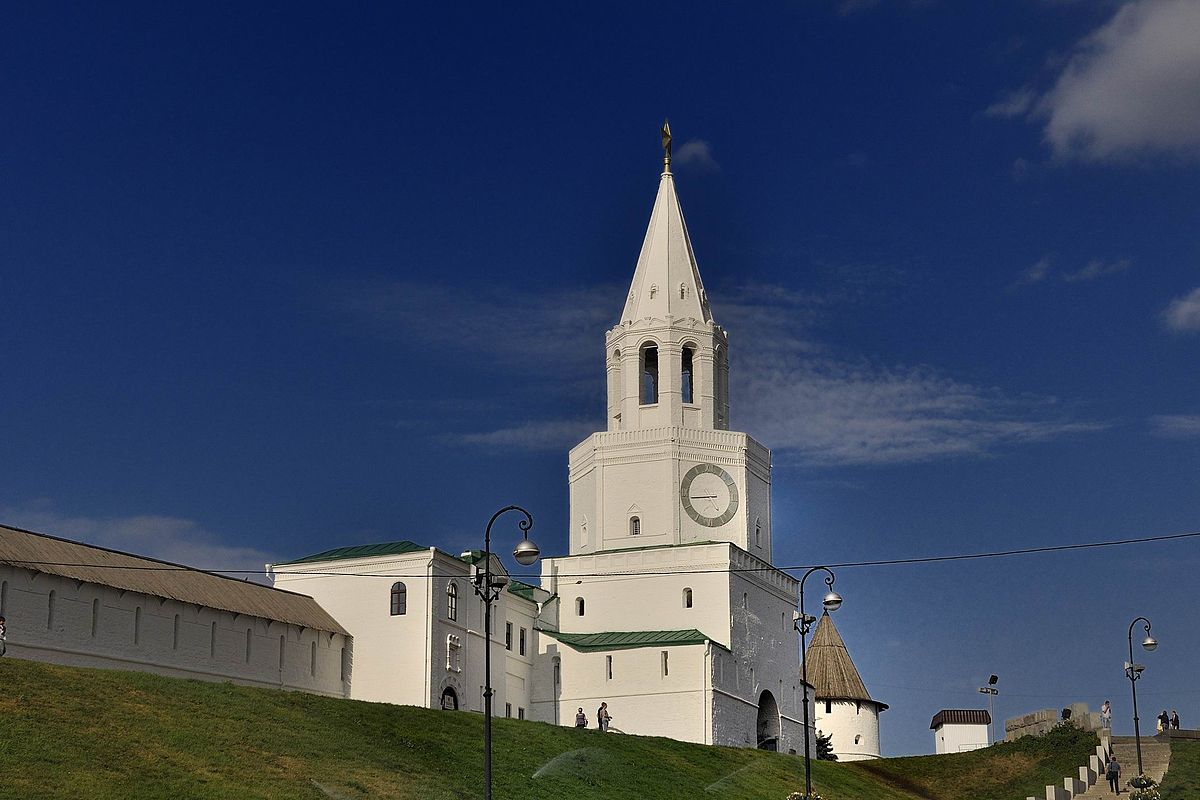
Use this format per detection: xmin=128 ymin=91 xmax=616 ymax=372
xmin=1171 ymin=709 xmax=1180 ymax=730
xmin=574 ymin=707 xmax=588 ymax=728
xmin=1100 ymin=700 xmax=1112 ymax=729
xmin=597 ymin=702 xmax=611 ymax=732
xmin=1106 ymin=753 xmax=1121 ymax=795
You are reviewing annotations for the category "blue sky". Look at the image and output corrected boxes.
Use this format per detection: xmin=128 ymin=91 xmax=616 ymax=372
xmin=2 ymin=1 xmax=1198 ymax=756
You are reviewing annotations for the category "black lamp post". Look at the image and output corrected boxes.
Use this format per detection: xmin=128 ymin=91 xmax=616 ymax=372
xmin=1125 ymin=616 xmax=1158 ymax=776
xmin=469 ymin=505 xmax=539 ymax=800
xmin=793 ymin=566 xmax=843 ymax=800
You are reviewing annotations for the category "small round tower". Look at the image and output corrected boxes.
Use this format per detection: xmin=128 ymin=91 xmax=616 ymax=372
xmin=806 ymin=611 xmax=887 ymax=761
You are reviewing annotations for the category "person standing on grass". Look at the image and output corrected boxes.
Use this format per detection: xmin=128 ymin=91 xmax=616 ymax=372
xmin=597 ymin=702 xmax=611 ymax=732
xmin=574 ymin=707 xmax=587 ymax=728
xmin=1100 ymin=699 xmax=1112 ymax=729
xmin=1106 ymin=754 xmax=1121 ymax=795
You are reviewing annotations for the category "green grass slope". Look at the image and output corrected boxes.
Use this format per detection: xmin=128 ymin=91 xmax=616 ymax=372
xmin=0 ymin=659 xmax=1093 ymax=800
xmin=1160 ymin=739 xmax=1200 ymax=798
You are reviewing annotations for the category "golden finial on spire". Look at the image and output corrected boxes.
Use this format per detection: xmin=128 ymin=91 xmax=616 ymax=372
xmin=661 ymin=119 xmax=672 ymax=174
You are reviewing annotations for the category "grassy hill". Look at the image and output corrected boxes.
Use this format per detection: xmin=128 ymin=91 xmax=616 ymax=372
xmin=1160 ymin=739 xmax=1200 ymax=797
xmin=0 ymin=659 xmax=1095 ymax=800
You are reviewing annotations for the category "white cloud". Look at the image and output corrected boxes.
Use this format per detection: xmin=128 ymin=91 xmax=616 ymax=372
xmin=337 ymin=279 xmax=1104 ymax=467
xmin=1150 ymin=414 xmax=1200 ymax=439
xmin=985 ymin=89 xmax=1036 ymax=119
xmin=674 ymin=139 xmax=719 ymax=171
xmin=448 ymin=420 xmax=598 ymax=451
xmin=1015 ymin=256 xmax=1053 ymax=287
xmin=1038 ymin=0 xmax=1200 ymax=161
xmin=1062 ymin=258 xmax=1130 ymax=282
xmin=1163 ymin=286 xmax=1200 ymax=332
xmin=0 ymin=505 xmax=274 ymax=579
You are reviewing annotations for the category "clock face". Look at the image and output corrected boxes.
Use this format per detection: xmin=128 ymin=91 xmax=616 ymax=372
xmin=680 ymin=463 xmax=739 ymax=528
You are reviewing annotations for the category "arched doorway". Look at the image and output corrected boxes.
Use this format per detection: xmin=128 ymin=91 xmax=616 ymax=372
xmin=757 ymin=690 xmax=780 ymax=751
xmin=440 ymin=687 xmax=459 ymax=711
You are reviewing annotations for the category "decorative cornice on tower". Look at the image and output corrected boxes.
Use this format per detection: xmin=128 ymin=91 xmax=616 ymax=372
xmin=805 ymin=612 xmax=888 ymax=709
xmin=618 ymin=127 xmax=714 ymax=326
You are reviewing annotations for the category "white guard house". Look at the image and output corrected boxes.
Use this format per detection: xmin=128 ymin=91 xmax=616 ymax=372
xmin=272 ymin=126 xmax=815 ymax=753
xmin=806 ymin=612 xmax=887 ymax=760
xmin=931 ymin=709 xmax=991 ymax=754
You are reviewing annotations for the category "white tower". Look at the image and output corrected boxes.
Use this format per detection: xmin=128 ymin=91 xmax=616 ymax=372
xmin=807 ymin=612 xmax=887 ymax=760
xmin=568 ymin=124 xmax=772 ymax=560
xmin=532 ymin=124 xmax=805 ymax=754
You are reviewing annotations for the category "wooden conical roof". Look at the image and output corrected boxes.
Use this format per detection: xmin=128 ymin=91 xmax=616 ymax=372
xmin=805 ymin=611 xmax=881 ymax=705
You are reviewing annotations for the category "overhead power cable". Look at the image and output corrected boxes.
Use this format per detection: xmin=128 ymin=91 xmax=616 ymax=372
xmin=2 ymin=527 xmax=1197 ymax=580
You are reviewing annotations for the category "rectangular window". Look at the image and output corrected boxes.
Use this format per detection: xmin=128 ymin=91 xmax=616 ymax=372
xmin=518 ymin=707 xmax=525 ymax=720
xmin=505 ymin=622 xmax=513 ymax=651
xmin=519 ymin=627 xmax=526 ymax=656
xmin=606 ymin=655 xmax=613 ymax=680
xmin=825 ymin=700 xmax=832 ymax=714
xmin=661 ymin=650 xmax=669 ymax=677
xmin=505 ymin=703 xmax=512 ymax=718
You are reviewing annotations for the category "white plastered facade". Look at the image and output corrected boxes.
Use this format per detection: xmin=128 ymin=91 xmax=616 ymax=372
xmin=814 ymin=699 xmax=883 ymax=761
xmin=934 ymin=722 xmax=989 ymax=754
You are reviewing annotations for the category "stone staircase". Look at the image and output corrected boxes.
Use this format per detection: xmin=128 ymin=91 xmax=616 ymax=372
xmin=1027 ymin=730 xmax=1172 ymax=799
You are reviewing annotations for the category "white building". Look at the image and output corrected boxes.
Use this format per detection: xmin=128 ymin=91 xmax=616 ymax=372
xmin=272 ymin=130 xmax=815 ymax=754
xmin=806 ymin=612 xmax=887 ymax=761
xmin=0 ymin=523 xmax=350 ymax=697
xmin=931 ymin=709 xmax=991 ymax=754
xmin=271 ymin=541 xmax=547 ymax=718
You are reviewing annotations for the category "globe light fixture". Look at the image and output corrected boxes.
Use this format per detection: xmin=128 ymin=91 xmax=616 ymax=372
xmin=822 ymin=591 xmax=843 ymax=612
xmin=513 ymin=537 xmax=540 ymax=566
xmin=1142 ymin=635 xmax=1158 ymax=652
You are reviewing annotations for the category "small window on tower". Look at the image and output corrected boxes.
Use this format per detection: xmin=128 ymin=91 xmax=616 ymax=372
xmin=629 ymin=516 xmax=641 ymax=536
xmin=681 ymin=345 xmax=695 ymax=404
xmin=680 ymin=283 xmax=688 ymax=299
xmin=640 ymin=343 xmax=659 ymax=404
xmin=825 ymin=700 xmax=832 ymax=714
xmin=855 ymin=734 xmax=862 ymax=745
xmin=576 ymin=597 xmax=585 ymax=617
xmin=682 ymin=587 xmax=693 ymax=608
xmin=649 ymin=283 xmax=658 ymax=299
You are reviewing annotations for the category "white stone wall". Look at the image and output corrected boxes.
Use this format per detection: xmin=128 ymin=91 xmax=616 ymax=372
xmin=0 ymin=565 xmax=349 ymax=696
xmin=532 ymin=641 xmax=710 ymax=742
xmin=814 ymin=699 xmax=882 ymax=760
xmin=934 ymin=722 xmax=989 ymax=754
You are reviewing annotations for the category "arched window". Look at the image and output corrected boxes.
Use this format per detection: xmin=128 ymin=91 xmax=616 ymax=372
xmin=446 ymin=582 xmax=458 ymax=621
xmin=441 ymin=687 xmax=459 ymax=710
xmin=575 ymin=597 xmax=585 ymax=617
xmin=640 ymin=343 xmax=659 ymax=404
xmin=854 ymin=734 xmax=862 ymax=745
xmin=629 ymin=516 xmax=641 ymax=536
xmin=390 ymin=582 xmax=407 ymax=616
xmin=447 ymin=634 xmax=462 ymax=672
xmin=683 ymin=588 xmax=693 ymax=608
xmin=681 ymin=345 xmax=695 ymax=404
xmin=680 ymin=283 xmax=687 ymax=300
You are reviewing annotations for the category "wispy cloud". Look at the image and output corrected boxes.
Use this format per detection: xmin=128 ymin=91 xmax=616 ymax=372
xmin=1062 ymin=258 xmax=1131 ymax=282
xmin=0 ymin=504 xmax=275 ymax=579
xmin=447 ymin=420 xmax=598 ymax=451
xmin=1149 ymin=414 xmax=1200 ymax=439
xmin=1012 ymin=256 xmax=1130 ymax=288
xmin=674 ymin=139 xmax=719 ymax=171
xmin=334 ymin=278 xmax=1105 ymax=468
xmin=985 ymin=89 xmax=1036 ymax=119
xmin=992 ymin=0 xmax=1200 ymax=162
xmin=1163 ymin=286 xmax=1200 ymax=332
xmin=331 ymin=281 xmax=615 ymax=378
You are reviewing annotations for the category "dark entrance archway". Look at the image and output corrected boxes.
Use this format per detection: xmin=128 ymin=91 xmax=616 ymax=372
xmin=757 ymin=690 xmax=780 ymax=751
xmin=440 ymin=687 xmax=459 ymax=710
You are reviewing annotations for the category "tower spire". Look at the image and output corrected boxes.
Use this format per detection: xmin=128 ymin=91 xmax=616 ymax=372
xmin=661 ymin=119 xmax=672 ymax=175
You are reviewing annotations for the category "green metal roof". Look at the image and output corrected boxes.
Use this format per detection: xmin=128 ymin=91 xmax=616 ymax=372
xmin=275 ymin=540 xmax=428 ymax=566
xmin=507 ymin=579 xmax=541 ymax=602
xmin=539 ymin=628 xmax=720 ymax=652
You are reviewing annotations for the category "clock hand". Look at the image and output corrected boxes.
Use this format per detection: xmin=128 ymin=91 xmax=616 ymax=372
xmin=690 ymin=494 xmax=719 ymax=500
